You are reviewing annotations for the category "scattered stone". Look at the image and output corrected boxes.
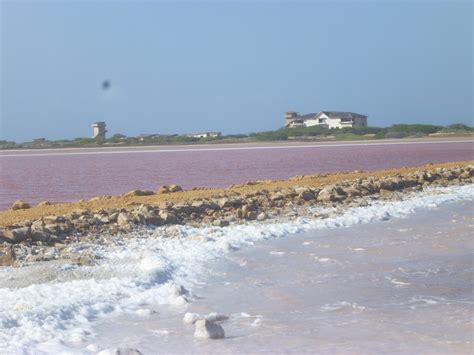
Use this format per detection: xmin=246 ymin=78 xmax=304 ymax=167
xmin=10 ymin=200 xmax=30 ymax=210
xmin=212 ymin=219 xmax=229 ymax=227
xmin=194 ymin=319 xmax=225 ymax=339
xmin=183 ymin=312 xmax=201 ymax=324
xmin=31 ymin=230 xmax=51 ymax=243
xmin=2 ymin=227 xmax=31 ymax=243
xmin=124 ymin=190 xmax=155 ymax=197
xmin=159 ymin=211 xmax=180 ymax=224
xmin=158 ymin=184 xmax=183 ymax=193
xmin=205 ymin=312 xmax=229 ymax=322
xmin=169 ymin=184 xmax=183 ymax=192
xmin=36 ymin=201 xmax=52 ymax=207
xmin=144 ymin=213 xmax=163 ymax=226
xmin=300 ymin=190 xmax=315 ymax=201
xmin=117 ymin=212 xmax=133 ymax=226
xmin=1 ymin=164 xmax=471 ymax=265
xmin=183 ymin=311 xmax=229 ymax=325
xmin=0 ymin=245 xmax=15 ymax=266
xmin=317 ymin=186 xmax=346 ymax=202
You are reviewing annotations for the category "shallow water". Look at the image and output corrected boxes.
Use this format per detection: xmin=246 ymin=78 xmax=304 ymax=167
xmin=1 ymin=185 xmax=472 ymax=354
xmin=94 ymin=199 xmax=474 ymax=354
xmin=0 ymin=139 xmax=472 ymax=209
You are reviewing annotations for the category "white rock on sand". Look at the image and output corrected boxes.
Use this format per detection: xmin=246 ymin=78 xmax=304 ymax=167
xmin=183 ymin=312 xmax=201 ymax=324
xmin=183 ymin=311 xmax=229 ymax=324
xmin=205 ymin=312 xmax=229 ymax=322
xmin=194 ymin=319 xmax=225 ymax=339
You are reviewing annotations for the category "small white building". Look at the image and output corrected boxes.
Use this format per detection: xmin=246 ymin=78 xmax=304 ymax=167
xmin=187 ymin=132 xmax=222 ymax=139
xmin=91 ymin=122 xmax=107 ymax=140
xmin=285 ymin=111 xmax=368 ymax=129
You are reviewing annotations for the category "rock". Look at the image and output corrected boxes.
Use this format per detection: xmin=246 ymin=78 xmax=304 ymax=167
xmin=300 ymin=190 xmax=315 ymax=201
xmin=36 ymin=201 xmax=52 ymax=207
xmin=97 ymin=348 xmax=142 ymax=355
xmin=183 ymin=312 xmax=201 ymax=324
xmin=169 ymin=184 xmax=183 ymax=192
xmin=205 ymin=312 xmax=229 ymax=322
xmin=43 ymin=215 xmax=64 ymax=224
xmin=108 ymin=212 xmax=119 ymax=222
xmin=212 ymin=219 xmax=229 ymax=227
xmin=93 ymin=214 xmax=110 ymax=224
xmin=215 ymin=197 xmax=231 ymax=208
xmin=158 ymin=184 xmax=183 ymax=193
xmin=117 ymin=212 xmax=133 ymax=226
xmin=77 ymin=253 xmax=95 ymax=266
xmin=343 ymin=186 xmax=362 ymax=198
xmin=0 ymin=245 xmax=15 ymax=266
xmin=158 ymin=185 xmax=171 ymax=193
xmin=124 ymin=190 xmax=155 ymax=197
xmin=236 ymin=205 xmax=258 ymax=220
xmin=247 ymin=210 xmax=257 ymax=220
xmin=270 ymin=192 xmax=285 ymax=201
xmin=89 ymin=195 xmax=111 ymax=202
xmin=159 ymin=211 xmax=180 ymax=224
xmin=194 ymin=319 xmax=225 ymax=339
xmin=10 ymin=200 xmax=30 ymax=210
xmin=256 ymin=212 xmax=268 ymax=221
xmin=2 ymin=227 xmax=31 ymax=243
xmin=144 ymin=213 xmax=163 ymax=226
xmin=184 ymin=311 xmax=228 ymax=325
xmin=317 ymin=186 xmax=347 ymax=202
xmin=31 ymin=230 xmax=51 ymax=243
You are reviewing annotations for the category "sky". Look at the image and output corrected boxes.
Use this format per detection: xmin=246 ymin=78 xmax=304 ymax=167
xmin=1 ymin=0 xmax=472 ymax=142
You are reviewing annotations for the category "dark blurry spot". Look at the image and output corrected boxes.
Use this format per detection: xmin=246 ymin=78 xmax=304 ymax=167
xmin=102 ymin=80 xmax=111 ymax=90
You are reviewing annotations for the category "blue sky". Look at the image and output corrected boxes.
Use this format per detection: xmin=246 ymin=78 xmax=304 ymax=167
xmin=1 ymin=0 xmax=472 ymax=141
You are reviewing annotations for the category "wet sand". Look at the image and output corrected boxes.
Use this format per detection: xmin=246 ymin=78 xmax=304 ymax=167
xmin=91 ymin=199 xmax=474 ymax=354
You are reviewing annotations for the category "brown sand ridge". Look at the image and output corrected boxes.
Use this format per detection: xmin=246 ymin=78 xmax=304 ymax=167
xmin=1 ymin=160 xmax=472 ymax=228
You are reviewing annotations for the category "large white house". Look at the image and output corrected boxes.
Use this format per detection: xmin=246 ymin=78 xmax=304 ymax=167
xmin=285 ymin=111 xmax=368 ymax=129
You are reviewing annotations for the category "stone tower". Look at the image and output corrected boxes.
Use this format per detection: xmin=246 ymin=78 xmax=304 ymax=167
xmin=91 ymin=122 xmax=107 ymax=140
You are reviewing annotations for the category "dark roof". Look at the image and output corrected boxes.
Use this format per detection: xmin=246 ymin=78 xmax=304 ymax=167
xmin=299 ymin=113 xmax=318 ymax=119
xmin=320 ymin=111 xmax=367 ymax=119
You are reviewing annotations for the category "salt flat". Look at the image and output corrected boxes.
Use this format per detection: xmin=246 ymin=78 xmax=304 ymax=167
xmin=92 ymin=198 xmax=474 ymax=354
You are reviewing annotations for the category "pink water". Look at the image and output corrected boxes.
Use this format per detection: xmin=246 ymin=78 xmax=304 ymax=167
xmin=1 ymin=140 xmax=472 ymax=210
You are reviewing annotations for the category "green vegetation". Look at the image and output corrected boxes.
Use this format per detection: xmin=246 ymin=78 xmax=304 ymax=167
xmin=248 ymin=123 xmax=472 ymax=141
xmin=1 ymin=123 xmax=472 ymax=150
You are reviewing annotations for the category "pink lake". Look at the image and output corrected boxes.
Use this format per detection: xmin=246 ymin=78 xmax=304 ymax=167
xmin=0 ymin=139 xmax=472 ymax=211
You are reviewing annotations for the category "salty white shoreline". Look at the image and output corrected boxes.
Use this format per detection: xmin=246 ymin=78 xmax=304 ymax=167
xmin=1 ymin=138 xmax=472 ymax=157
xmin=0 ymin=184 xmax=473 ymax=353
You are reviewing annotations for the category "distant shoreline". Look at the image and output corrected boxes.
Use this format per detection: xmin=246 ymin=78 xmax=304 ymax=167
xmin=2 ymin=123 xmax=472 ymax=151
xmin=1 ymin=136 xmax=473 ymax=154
